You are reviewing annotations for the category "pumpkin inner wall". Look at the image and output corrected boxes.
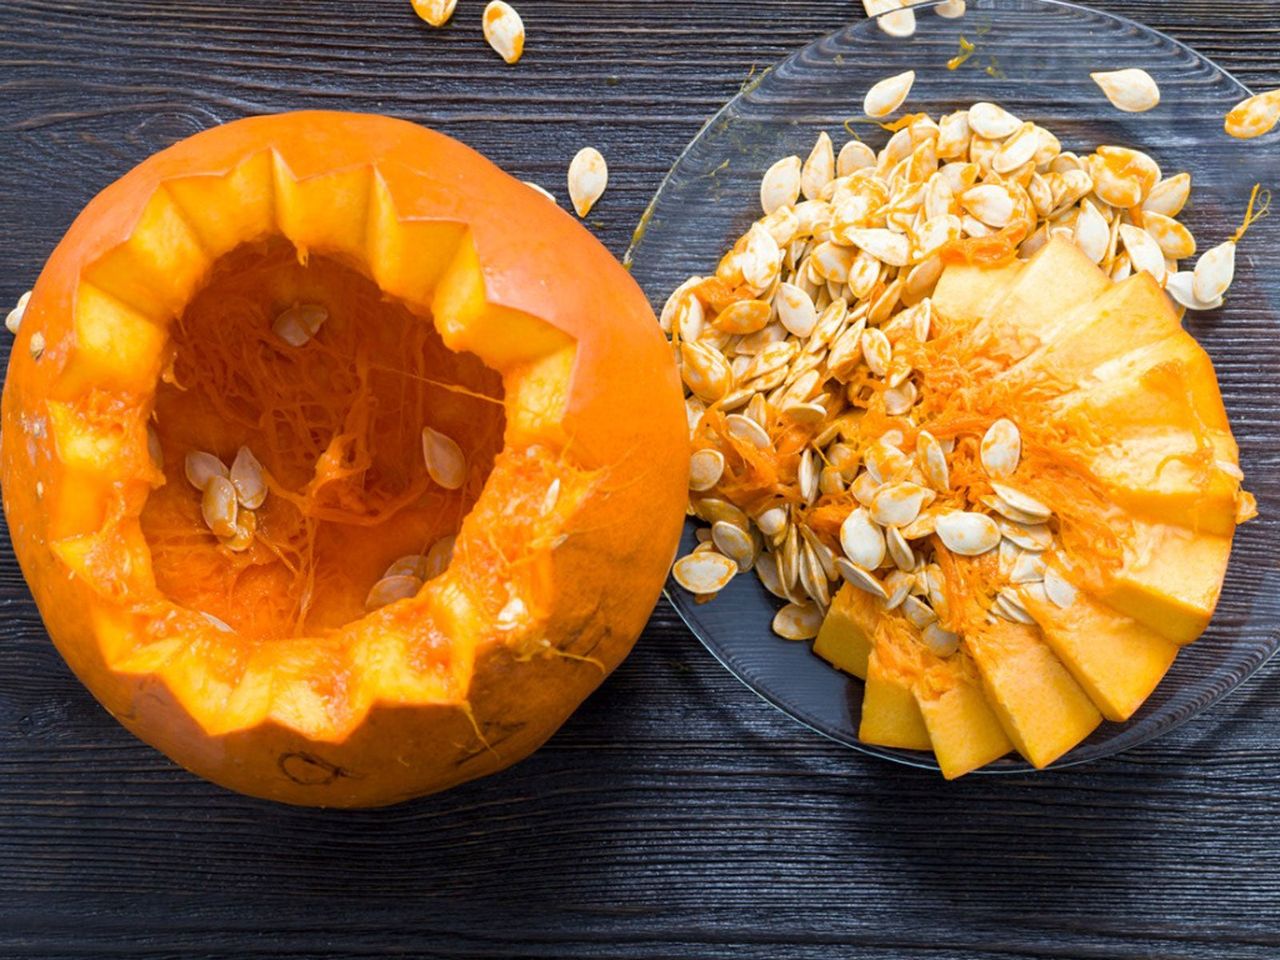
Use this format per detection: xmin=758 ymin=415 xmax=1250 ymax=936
xmin=139 ymin=239 xmax=506 ymax=640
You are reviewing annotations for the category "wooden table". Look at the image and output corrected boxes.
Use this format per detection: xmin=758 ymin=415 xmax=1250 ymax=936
xmin=2 ymin=2 xmax=1278 ymax=956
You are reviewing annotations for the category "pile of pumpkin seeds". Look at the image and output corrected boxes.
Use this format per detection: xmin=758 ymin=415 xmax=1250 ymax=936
xmin=185 ymin=446 xmax=267 ymax=553
xmin=663 ymin=85 xmax=1247 ymax=644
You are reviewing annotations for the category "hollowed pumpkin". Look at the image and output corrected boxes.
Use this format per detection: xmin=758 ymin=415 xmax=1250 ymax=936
xmin=1 ymin=112 xmax=688 ymax=806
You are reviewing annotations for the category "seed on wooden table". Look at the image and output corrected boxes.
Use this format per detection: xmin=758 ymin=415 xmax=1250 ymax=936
xmin=422 ymin=427 xmax=467 ymax=490
xmin=1119 ymin=223 xmax=1166 ymax=284
xmin=1193 ymin=240 xmax=1236 ymax=305
xmin=184 ymin=450 xmax=228 ymax=491
xmin=990 ymin=481 xmax=1052 ymax=521
xmin=1224 ymin=89 xmax=1280 ymax=140
xmin=837 ymin=140 xmax=877 ymax=177
xmin=712 ymin=521 xmax=756 ymax=572
xmin=412 ymin=0 xmax=457 ymax=26
xmin=689 ymin=448 xmax=726 ymax=492
xmin=567 ymin=147 xmax=608 ymax=218
xmin=673 ymin=551 xmax=737 ymax=594
xmin=840 ymin=507 xmax=886 ymax=570
xmin=1143 ymin=173 xmax=1191 ymax=218
xmin=934 ymin=0 xmax=965 ymax=17
xmin=1142 ymin=211 xmax=1196 ymax=260
xmin=1044 ymin=565 xmax=1078 ymax=608
xmin=366 ymin=574 xmax=423 ymax=612
xmin=871 ymin=482 xmax=932 ymax=528
xmin=760 ymin=155 xmax=803 ymax=214
xmin=273 ymin=303 xmax=328 ymax=347
xmin=835 ymin=556 xmax=889 ymax=600
xmin=725 ymin=413 xmax=771 ymax=450
xmin=935 ymin=511 xmax=1001 ymax=556
xmin=773 ymin=602 xmax=824 ymax=640
xmin=864 ymin=70 xmax=915 ymax=120
xmin=1165 ymin=271 xmax=1223 ymax=312
xmin=4 ymin=290 xmax=30 ymax=335
xmin=229 ymin=445 xmax=267 ymax=509
xmin=980 ymin=419 xmax=1021 ymax=478
xmin=967 ymin=102 xmax=1021 ymax=139
xmin=864 ymin=0 xmax=916 ymax=37
xmin=201 ymin=475 xmax=239 ymax=539
xmin=1091 ymin=68 xmax=1160 ymax=113
xmin=801 ymin=132 xmax=835 ymax=201
xmin=482 ymin=0 xmax=525 ymax=63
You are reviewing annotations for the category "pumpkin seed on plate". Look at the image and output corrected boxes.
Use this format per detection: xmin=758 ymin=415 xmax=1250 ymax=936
xmin=673 ymin=551 xmax=737 ymax=594
xmin=1090 ymin=68 xmax=1160 ymax=113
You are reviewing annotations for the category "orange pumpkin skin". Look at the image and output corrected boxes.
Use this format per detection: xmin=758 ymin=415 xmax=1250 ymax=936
xmin=1 ymin=112 xmax=688 ymax=806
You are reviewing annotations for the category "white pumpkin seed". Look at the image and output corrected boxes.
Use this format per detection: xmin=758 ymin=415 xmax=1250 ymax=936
xmin=4 ymin=290 xmax=30 ymax=335
xmin=989 ymin=481 xmax=1052 ymax=521
xmin=921 ymin=622 xmax=960 ymax=657
xmin=961 ymin=184 xmax=1015 ymax=228
xmin=201 ymin=475 xmax=239 ymax=539
xmin=1142 ymin=211 xmax=1196 ymax=260
xmin=861 ymin=327 xmax=892 ymax=377
xmin=935 ymin=0 xmax=965 ymax=17
xmin=840 ymin=507 xmax=886 ymax=570
xmin=835 ymin=556 xmax=889 ymax=600
xmin=725 ymin=413 xmax=771 ymax=449
xmin=761 ymin=155 xmax=803 ymax=214
xmin=773 ymin=602 xmax=824 ymax=640
xmin=980 ymin=418 xmax=1021 ymax=478
xmin=998 ymin=518 xmax=1053 ymax=551
xmin=1091 ymin=68 xmax=1160 ymax=113
xmin=870 ymin=481 xmax=933 ymax=528
xmin=712 ymin=521 xmax=756 ymax=572
xmin=916 ymin=431 xmax=949 ymax=490
xmin=1073 ymin=198 xmax=1110 ymax=264
xmin=673 ymin=551 xmax=737 ymax=594
xmin=568 ymin=147 xmax=608 ymax=218
xmin=1224 ymin=89 xmax=1280 ymax=140
xmin=756 ymin=551 xmax=789 ymax=599
xmin=993 ymin=122 xmax=1040 ymax=174
xmin=935 ymin=511 xmax=1001 ymax=556
xmin=1043 ymin=565 xmax=1078 ymax=608
xmin=273 ymin=303 xmax=328 ymax=347
xmin=842 ymin=228 xmax=911 ymax=267
xmin=837 ymin=140 xmax=877 ymax=177
xmin=757 ymin=506 xmax=788 ymax=539
xmin=901 ymin=595 xmax=937 ymax=629
xmin=482 ymin=0 xmax=525 ymax=64
xmin=422 ymin=427 xmax=467 ymax=490
xmin=967 ymin=102 xmax=1022 ymax=140
xmin=1193 ymin=240 xmax=1236 ymax=305
xmin=229 ymin=445 xmax=267 ymax=509
xmin=689 ymin=448 xmax=726 ymax=492
xmin=1143 ymin=173 xmax=1191 ymax=218
xmin=385 ymin=554 xmax=430 ymax=581
xmin=886 ymin=525 xmax=915 ymax=572
xmin=1119 ymin=223 xmax=1166 ymax=284
xmin=776 ymin=282 xmax=819 ymax=337
xmin=864 ymin=70 xmax=915 ymax=120
xmin=1009 ymin=550 xmax=1047 ymax=584
xmin=801 ymin=132 xmax=835 ymax=202
xmin=1165 ymin=270 xmax=1223 ymax=311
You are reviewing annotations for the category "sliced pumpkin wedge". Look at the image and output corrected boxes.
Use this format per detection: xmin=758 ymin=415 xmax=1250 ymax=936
xmin=859 ymin=636 xmax=931 ymax=751
xmin=813 ymin=582 xmax=876 ymax=680
xmin=913 ymin=654 xmax=1014 ymax=779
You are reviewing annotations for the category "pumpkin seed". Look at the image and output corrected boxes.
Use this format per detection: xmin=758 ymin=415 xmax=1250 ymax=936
xmin=229 ymin=445 xmax=267 ymax=509
xmin=968 ymin=102 xmax=1022 ymax=140
xmin=780 ymin=523 xmax=801 ymax=589
xmin=1091 ymin=68 xmax=1160 ymax=113
xmin=864 ymin=70 xmax=915 ymax=120
xmin=201 ymin=475 xmax=239 ymax=539
xmin=1009 ymin=550 xmax=1047 ymax=584
xmin=899 ymin=510 xmax=937 ymax=540
xmin=994 ymin=589 xmax=1035 ymax=624
xmin=993 ymin=122 xmax=1040 ymax=174
xmin=886 ymin=525 xmax=915 ymax=572
xmin=882 ymin=382 xmax=917 ymax=416
xmin=681 ymin=341 xmax=733 ymax=401
xmin=1072 ymin=198 xmax=1109 ymax=264
xmin=185 ymin=450 xmax=229 ymax=491
xmin=712 ymin=521 xmax=756 ymax=573
xmin=1043 ymin=565 xmax=1078 ymax=608
xmin=916 ymin=431 xmax=949 ymax=490
xmin=385 ymin=554 xmax=430 ymax=581
xmin=714 ymin=299 xmax=772 ymax=335
xmin=366 ymin=574 xmax=423 ymax=612
xmin=998 ymin=518 xmax=1053 ymax=551
xmin=801 ymin=132 xmax=835 ymax=202
xmin=725 ymin=413 xmax=771 ymax=450
xmin=980 ymin=418 xmax=1021 ymax=478
xmin=673 ymin=551 xmax=737 ymax=594
xmin=883 ymin=569 xmax=913 ymax=610
xmin=990 ymin=481 xmax=1052 ymax=521
xmin=424 ymin=535 xmax=456 ymax=579
xmin=799 ymin=543 xmax=831 ymax=607
xmin=566 ymin=146 xmax=609 ymax=218
xmin=775 ymin=282 xmax=819 ymax=337
xmin=961 ymin=184 xmax=1015 ymax=228
xmin=1119 ymin=223 xmax=1166 ymax=284
xmin=783 ymin=401 xmax=829 ymax=427
xmin=842 ymin=228 xmax=911 ymax=267
xmin=4 ymin=290 xmax=30 ymax=335
xmin=861 ymin=328 xmax=892 ymax=377
xmin=1224 ymin=89 xmax=1280 ymax=140
xmin=761 ymin=155 xmax=803 ymax=214
xmin=871 ymin=481 xmax=932 ymax=527
xmin=798 ymin=448 xmax=819 ymax=504
xmin=773 ymin=602 xmax=824 ymax=640
xmin=1165 ymin=271 xmax=1223 ymax=312
xmin=935 ymin=0 xmax=965 ymax=17
xmin=1193 ymin=240 xmax=1236 ymax=305
xmin=757 ymin=506 xmax=788 ymax=539
xmin=689 ymin=449 xmax=725 ymax=492
xmin=835 ymin=556 xmax=889 ymax=601
xmin=837 ymin=140 xmax=877 ymax=177
xmin=482 ymin=0 xmax=525 ymax=63
xmin=273 ymin=303 xmax=328 ymax=346
xmin=935 ymin=511 xmax=1001 ymax=556
xmin=221 ymin=508 xmax=257 ymax=553
xmin=422 ymin=427 xmax=467 ymax=490
xmin=921 ymin=622 xmax=960 ymax=657
xmin=686 ymin=397 xmax=707 ymax=438
xmin=864 ymin=0 xmax=916 ymax=37
xmin=1142 ymin=211 xmax=1196 ymax=260
xmin=840 ymin=507 xmax=886 ymax=570
xmin=1143 ymin=173 xmax=1191 ymax=218
xmin=901 ymin=595 xmax=937 ymax=629
xmin=756 ymin=551 xmax=789 ymax=599
xmin=695 ymin=497 xmax=750 ymax=531
xmin=818 ymin=465 xmax=847 ymax=496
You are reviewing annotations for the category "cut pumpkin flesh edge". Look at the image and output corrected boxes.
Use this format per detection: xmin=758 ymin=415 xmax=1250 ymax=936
xmin=5 ymin=141 xmax=657 ymax=746
xmin=820 ymin=238 xmax=1248 ymax=774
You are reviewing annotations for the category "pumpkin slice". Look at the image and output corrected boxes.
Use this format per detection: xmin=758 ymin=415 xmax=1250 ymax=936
xmin=1095 ymin=518 xmax=1232 ymax=645
xmin=813 ymin=581 xmax=876 ymax=680
xmin=931 ymin=258 xmax=1023 ymax=330
xmin=860 ymin=633 xmax=931 ymax=751
xmin=1022 ymin=582 xmax=1179 ymax=722
xmin=913 ymin=654 xmax=1014 ymax=779
xmin=964 ymin=620 xmax=1102 ymax=768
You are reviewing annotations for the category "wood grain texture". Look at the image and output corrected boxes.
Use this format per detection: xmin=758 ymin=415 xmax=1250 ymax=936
xmin=1 ymin=1 xmax=1279 ymax=957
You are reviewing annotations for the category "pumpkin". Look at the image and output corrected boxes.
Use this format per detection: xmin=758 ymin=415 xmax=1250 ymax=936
xmin=816 ymin=236 xmax=1251 ymax=776
xmin=0 ymin=111 xmax=688 ymax=806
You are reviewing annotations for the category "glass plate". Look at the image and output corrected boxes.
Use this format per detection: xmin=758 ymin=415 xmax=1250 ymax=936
xmin=626 ymin=0 xmax=1280 ymax=773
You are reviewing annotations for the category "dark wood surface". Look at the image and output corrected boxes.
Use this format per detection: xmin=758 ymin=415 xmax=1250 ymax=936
xmin=2 ymin=1 xmax=1280 ymax=957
